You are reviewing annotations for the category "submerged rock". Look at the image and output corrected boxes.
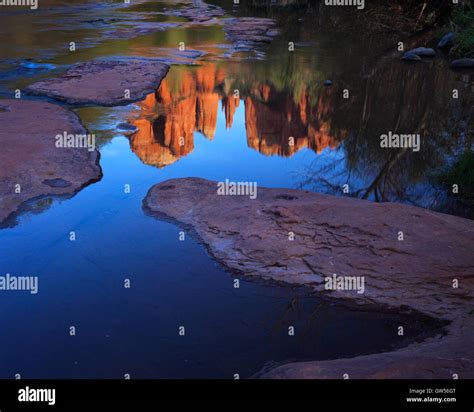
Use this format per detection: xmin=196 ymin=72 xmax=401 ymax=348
xmin=20 ymin=60 xmax=56 ymax=71
xmin=0 ymin=99 xmax=102 ymax=226
xmin=121 ymin=48 xmax=206 ymax=65
xmin=451 ymin=58 xmax=474 ymax=69
xmin=143 ymin=177 xmax=474 ymax=378
xmin=108 ymin=22 xmax=181 ymax=40
xmin=26 ymin=59 xmax=170 ymax=106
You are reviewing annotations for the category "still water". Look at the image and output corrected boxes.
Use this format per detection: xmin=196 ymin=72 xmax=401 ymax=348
xmin=0 ymin=0 xmax=466 ymax=378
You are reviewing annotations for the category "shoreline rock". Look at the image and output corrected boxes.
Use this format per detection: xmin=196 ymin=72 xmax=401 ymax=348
xmin=121 ymin=49 xmax=207 ymax=65
xmin=222 ymin=17 xmax=280 ymax=53
xmin=451 ymin=58 xmax=474 ymax=69
xmin=402 ymin=52 xmax=421 ymax=62
xmin=143 ymin=177 xmax=474 ymax=379
xmin=0 ymin=99 xmax=102 ymax=227
xmin=26 ymin=59 xmax=170 ymax=106
xmin=406 ymin=47 xmax=436 ymax=57
xmin=164 ymin=0 xmax=225 ymax=22
xmin=254 ymin=320 xmax=472 ymax=378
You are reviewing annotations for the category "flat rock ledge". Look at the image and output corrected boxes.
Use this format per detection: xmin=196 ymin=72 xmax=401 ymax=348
xmin=26 ymin=59 xmax=170 ymax=106
xmin=0 ymin=99 xmax=102 ymax=226
xmin=223 ymin=18 xmax=280 ymax=52
xmin=143 ymin=178 xmax=474 ymax=379
xmin=165 ymin=0 xmax=225 ymax=22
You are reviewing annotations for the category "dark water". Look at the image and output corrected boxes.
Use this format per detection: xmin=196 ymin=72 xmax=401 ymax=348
xmin=0 ymin=0 xmax=466 ymax=378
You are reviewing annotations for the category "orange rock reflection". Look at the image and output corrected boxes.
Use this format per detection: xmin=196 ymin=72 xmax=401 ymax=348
xmin=128 ymin=63 xmax=344 ymax=168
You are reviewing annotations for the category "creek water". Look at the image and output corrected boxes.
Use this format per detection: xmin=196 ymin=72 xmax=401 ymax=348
xmin=0 ymin=0 xmax=468 ymax=378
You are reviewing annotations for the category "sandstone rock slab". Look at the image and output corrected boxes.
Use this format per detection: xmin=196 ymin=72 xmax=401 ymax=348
xmin=0 ymin=99 xmax=102 ymax=226
xmin=143 ymin=177 xmax=474 ymax=378
xmin=26 ymin=59 xmax=170 ymax=106
xmin=223 ymin=17 xmax=280 ymax=53
xmin=164 ymin=0 xmax=225 ymax=22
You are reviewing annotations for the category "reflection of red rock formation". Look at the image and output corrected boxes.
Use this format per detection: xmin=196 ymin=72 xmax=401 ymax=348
xmin=221 ymin=95 xmax=240 ymax=129
xmin=310 ymin=86 xmax=348 ymax=154
xmin=130 ymin=118 xmax=181 ymax=168
xmin=128 ymin=63 xmax=345 ymax=167
xmin=245 ymin=97 xmax=307 ymax=157
xmin=245 ymin=86 xmax=343 ymax=156
xmin=194 ymin=65 xmax=225 ymax=139
xmin=196 ymin=93 xmax=219 ymax=139
xmin=129 ymin=64 xmax=224 ymax=167
xmin=158 ymin=81 xmax=196 ymax=154
xmin=129 ymin=80 xmax=195 ymax=168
